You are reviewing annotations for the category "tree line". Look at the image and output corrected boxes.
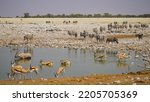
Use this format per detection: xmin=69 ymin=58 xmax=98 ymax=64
xmin=1 ymin=13 xmax=150 ymax=18
xmin=22 ymin=13 xmax=150 ymax=18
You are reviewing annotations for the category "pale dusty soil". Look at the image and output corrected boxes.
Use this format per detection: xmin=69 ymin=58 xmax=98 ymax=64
xmin=0 ymin=18 xmax=150 ymax=51
xmin=0 ymin=18 xmax=150 ymax=85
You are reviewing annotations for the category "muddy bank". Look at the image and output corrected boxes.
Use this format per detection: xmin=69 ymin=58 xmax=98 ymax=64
xmin=0 ymin=70 xmax=150 ymax=85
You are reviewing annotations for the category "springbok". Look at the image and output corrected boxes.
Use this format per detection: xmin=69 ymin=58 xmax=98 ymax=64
xmin=60 ymin=59 xmax=71 ymax=67
xmin=40 ymin=60 xmax=54 ymax=67
xmin=8 ymin=63 xmax=38 ymax=79
xmin=11 ymin=62 xmax=23 ymax=70
xmin=54 ymin=59 xmax=71 ymax=77
xmin=9 ymin=63 xmax=29 ymax=79
xmin=94 ymin=53 xmax=106 ymax=61
xmin=54 ymin=66 xmax=65 ymax=78
xmin=29 ymin=64 xmax=39 ymax=74
xmin=116 ymin=52 xmax=128 ymax=60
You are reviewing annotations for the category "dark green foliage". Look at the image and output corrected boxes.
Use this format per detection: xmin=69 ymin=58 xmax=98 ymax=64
xmin=21 ymin=13 xmax=150 ymax=18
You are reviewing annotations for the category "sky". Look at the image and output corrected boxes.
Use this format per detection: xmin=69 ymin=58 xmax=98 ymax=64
xmin=0 ymin=0 xmax=150 ymax=17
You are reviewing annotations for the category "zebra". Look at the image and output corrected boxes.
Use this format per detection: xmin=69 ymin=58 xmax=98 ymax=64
xmin=24 ymin=34 xmax=33 ymax=43
xmin=135 ymin=33 xmax=143 ymax=40
xmin=93 ymin=28 xmax=98 ymax=34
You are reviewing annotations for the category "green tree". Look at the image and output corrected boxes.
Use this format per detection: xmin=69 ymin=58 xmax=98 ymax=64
xmin=94 ymin=14 xmax=101 ymax=17
xmin=103 ymin=13 xmax=112 ymax=17
xmin=24 ymin=13 xmax=30 ymax=18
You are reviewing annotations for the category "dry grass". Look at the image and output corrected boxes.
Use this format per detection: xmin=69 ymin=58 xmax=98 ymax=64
xmin=108 ymin=34 xmax=135 ymax=39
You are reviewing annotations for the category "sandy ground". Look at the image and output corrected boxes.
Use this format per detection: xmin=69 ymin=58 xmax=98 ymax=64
xmin=0 ymin=18 xmax=150 ymax=85
xmin=0 ymin=70 xmax=150 ymax=85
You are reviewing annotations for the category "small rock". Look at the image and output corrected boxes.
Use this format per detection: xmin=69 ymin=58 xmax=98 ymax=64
xmin=43 ymin=78 xmax=48 ymax=81
xmin=144 ymin=77 xmax=149 ymax=80
xmin=136 ymin=77 xmax=140 ymax=80
xmin=18 ymin=81 xmax=23 ymax=84
xmin=112 ymin=76 xmax=116 ymax=78
xmin=31 ymin=80 xmax=35 ymax=83
xmin=106 ymin=83 xmax=110 ymax=85
xmin=40 ymin=78 xmax=48 ymax=81
xmin=97 ymin=82 xmax=103 ymax=85
xmin=124 ymin=79 xmax=128 ymax=81
xmin=83 ymin=77 xmax=88 ymax=80
xmin=132 ymin=83 xmax=137 ymax=85
xmin=127 ymin=76 xmax=130 ymax=78
xmin=113 ymin=80 xmax=121 ymax=84
xmin=76 ymin=79 xmax=81 ymax=82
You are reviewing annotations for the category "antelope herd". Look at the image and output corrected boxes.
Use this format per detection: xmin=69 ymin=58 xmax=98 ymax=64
xmin=7 ymin=45 xmax=72 ymax=80
xmin=8 ymin=51 xmax=71 ymax=80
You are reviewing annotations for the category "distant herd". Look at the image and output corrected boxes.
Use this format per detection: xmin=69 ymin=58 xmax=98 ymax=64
xmin=65 ymin=20 xmax=147 ymax=43
xmin=0 ymin=19 xmax=149 ymax=44
xmin=2 ymin=19 xmax=146 ymax=46
xmin=20 ymin=20 xmax=147 ymax=45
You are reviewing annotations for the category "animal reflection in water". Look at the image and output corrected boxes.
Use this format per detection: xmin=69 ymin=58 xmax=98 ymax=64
xmin=116 ymin=60 xmax=129 ymax=69
xmin=8 ymin=63 xmax=39 ymax=80
xmin=94 ymin=53 xmax=107 ymax=64
xmin=116 ymin=52 xmax=130 ymax=70
xmin=15 ymin=59 xmax=31 ymax=65
xmin=15 ymin=52 xmax=31 ymax=60
xmin=143 ymin=58 xmax=150 ymax=70
xmin=13 ymin=47 xmax=32 ymax=61
xmin=55 ymin=59 xmax=71 ymax=77
xmin=94 ymin=49 xmax=107 ymax=64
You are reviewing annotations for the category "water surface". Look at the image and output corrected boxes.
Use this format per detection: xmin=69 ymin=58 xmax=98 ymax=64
xmin=0 ymin=47 xmax=145 ymax=80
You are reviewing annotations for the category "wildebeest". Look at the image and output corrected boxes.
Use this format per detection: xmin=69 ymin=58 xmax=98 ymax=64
xmin=63 ymin=20 xmax=70 ymax=24
xmin=46 ymin=21 xmax=51 ymax=23
xmin=141 ymin=24 xmax=149 ymax=28
xmin=67 ymin=30 xmax=78 ymax=38
xmin=106 ymin=37 xmax=118 ymax=44
xmin=73 ymin=21 xmax=78 ymax=24
xmin=24 ymin=34 xmax=33 ymax=43
xmin=135 ymin=33 xmax=143 ymax=40
xmin=80 ymin=30 xmax=88 ymax=38
xmin=88 ymin=34 xmax=95 ymax=39
xmin=129 ymin=24 xmax=132 ymax=29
